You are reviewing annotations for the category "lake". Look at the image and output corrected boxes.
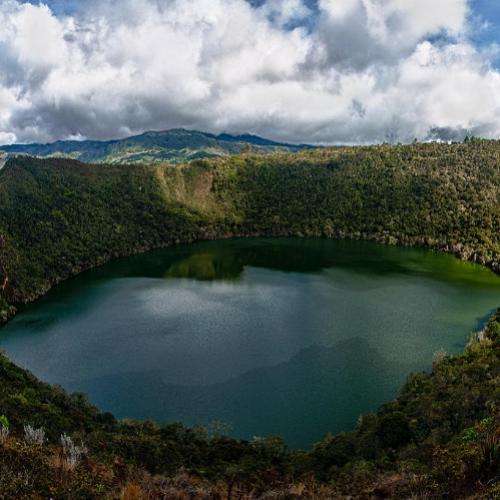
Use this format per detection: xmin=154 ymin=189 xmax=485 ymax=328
xmin=1 ymin=239 xmax=499 ymax=448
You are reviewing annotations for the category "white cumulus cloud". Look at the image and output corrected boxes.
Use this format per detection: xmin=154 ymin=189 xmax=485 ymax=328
xmin=0 ymin=0 xmax=498 ymax=144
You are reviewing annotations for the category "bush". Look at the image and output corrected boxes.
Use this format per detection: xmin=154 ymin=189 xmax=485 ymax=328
xmin=24 ymin=425 xmax=45 ymax=446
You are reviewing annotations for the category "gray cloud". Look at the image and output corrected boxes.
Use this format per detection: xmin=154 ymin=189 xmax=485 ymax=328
xmin=0 ymin=0 xmax=499 ymax=145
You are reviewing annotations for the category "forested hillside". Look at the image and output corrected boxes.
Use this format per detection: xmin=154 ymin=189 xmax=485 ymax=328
xmin=0 ymin=141 xmax=498 ymax=321
xmin=0 ymin=141 xmax=498 ymax=497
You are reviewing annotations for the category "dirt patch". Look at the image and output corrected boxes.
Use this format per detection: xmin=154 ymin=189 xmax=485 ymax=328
xmin=153 ymin=163 xmax=224 ymax=215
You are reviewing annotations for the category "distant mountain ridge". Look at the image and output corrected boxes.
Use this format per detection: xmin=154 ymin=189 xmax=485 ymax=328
xmin=0 ymin=129 xmax=312 ymax=164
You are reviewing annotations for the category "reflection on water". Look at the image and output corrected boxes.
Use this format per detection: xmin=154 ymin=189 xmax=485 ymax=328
xmin=165 ymin=238 xmax=499 ymax=286
xmin=77 ymin=337 xmax=404 ymax=446
xmin=1 ymin=239 xmax=499 ymax=448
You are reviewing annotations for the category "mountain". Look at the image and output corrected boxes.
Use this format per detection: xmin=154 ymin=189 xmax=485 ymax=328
xmin=0 ymin=129 xmax=313 ymax=164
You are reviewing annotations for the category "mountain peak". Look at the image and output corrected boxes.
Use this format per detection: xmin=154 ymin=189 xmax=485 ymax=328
xmin=0 ymin=129 xmax=311 ymax=165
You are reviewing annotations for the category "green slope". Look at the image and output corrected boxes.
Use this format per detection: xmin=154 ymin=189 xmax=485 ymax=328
xmin=0 ymin=141 xmax=498 ymax=317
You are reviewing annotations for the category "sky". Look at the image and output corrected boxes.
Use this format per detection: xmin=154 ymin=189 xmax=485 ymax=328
xmin=0 ymin=0 xmax=499 ymax=145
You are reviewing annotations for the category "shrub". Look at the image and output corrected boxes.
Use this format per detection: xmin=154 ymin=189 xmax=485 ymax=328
xmin=24 ymin=425 xmax=45 ymax=446
xmin=0 ymin=425 xmax=8 ymax=444
xmin=432 ymin=349 xmax=447 ymax=369
xmin=60 ymin=433 xmax=88 ymax=469
xmin=376 ymin=412 xmax=412 ymax=448
xmin=0 ymin=415 xmax=9 ymax=429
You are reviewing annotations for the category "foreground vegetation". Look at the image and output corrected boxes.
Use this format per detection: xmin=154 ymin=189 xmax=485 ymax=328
xmin=0 ymin=141 xmax=499 ymax=497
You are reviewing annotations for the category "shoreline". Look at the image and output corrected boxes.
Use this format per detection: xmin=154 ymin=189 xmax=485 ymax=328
xmin=0 ymin=235 xmax=498 ymax=449
xmin=2 ymin=231 xmax=499 ymax=327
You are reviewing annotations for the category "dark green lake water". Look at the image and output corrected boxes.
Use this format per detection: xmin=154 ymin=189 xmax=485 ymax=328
xmin=1 ymin=239 xmax=499 ymax=447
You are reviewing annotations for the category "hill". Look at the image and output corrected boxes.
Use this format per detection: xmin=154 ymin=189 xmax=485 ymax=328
xmin=0 ymin=142 xmax=498 ymax=497
xmin=0 ymin=129 xmax=311 ymax=164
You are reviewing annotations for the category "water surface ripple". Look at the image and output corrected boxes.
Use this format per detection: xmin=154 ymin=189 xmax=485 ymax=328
xmin=2 ymin=239 xmax=499 ymax=447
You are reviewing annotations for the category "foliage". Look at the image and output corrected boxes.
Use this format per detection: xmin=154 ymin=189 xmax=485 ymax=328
xmin=0 ymin=414 xmax=8 ymax=429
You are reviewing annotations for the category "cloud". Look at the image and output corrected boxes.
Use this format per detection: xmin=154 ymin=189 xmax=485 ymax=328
xmin=0 ymin=0 xmax=498 ymax=144
xmin=316 ymin=0 xmax=469 ymax=69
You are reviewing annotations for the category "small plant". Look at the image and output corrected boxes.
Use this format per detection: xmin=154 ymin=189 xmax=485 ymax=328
xmin=0 ymin=416 xmax=9 ymax=444
xmin=477 ymin=417 xmax=500 ymax=478
xmin=0 ymin=426 xmax=9 ymax=444
xmin=60 ymin=433 xmax=87 ymax=469
xmin=23 ymin=424 xmax=45 ymax=446
xmin=462 ymin=427 xmax=479 ymax=443
xmin=432 ymin=349 xmax=447 ymax=368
